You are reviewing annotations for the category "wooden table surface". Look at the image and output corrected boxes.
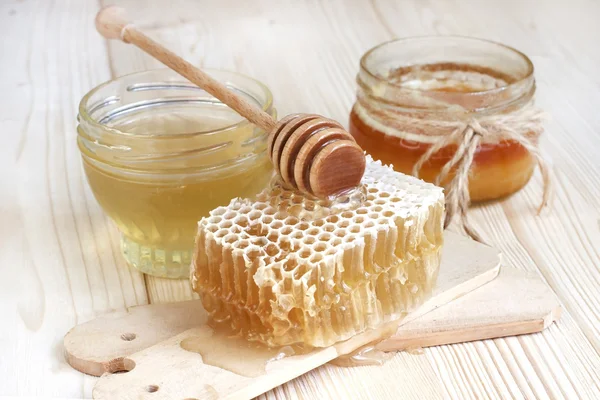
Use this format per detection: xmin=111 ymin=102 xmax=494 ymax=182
xmin=2 ymin=0 xmax=600 ymax=398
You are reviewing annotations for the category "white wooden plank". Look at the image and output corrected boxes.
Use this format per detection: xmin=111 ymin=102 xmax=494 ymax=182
xmin=2 ymin=0 xmax=600 ymax=398
xmin=0 ymin=0 xmax=147 ymax=397
xmin=105 ymin=0 xmax=600 ymax=398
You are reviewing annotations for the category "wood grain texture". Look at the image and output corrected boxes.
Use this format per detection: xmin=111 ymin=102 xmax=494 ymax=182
xmin=63 ymin=232 xmax=501 ymax=379
xmin=378 ymin=267 xmax=561 ymax=351
xmin=1 ymin=0 xmax=148 ymax=398
xmin=63 ymin=265 xmax=560 ymax=387
xmin=92 ymin=234 xmax=499 ymax=399
xmin=2 ymin=0 xmax=600 ymax=399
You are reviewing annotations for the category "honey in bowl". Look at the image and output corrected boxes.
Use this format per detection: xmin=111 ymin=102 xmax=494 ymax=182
xmin=350 ymin=37 xmax=541 ymax=202
xmin=78 ymin=69 xmax=275 ymax=278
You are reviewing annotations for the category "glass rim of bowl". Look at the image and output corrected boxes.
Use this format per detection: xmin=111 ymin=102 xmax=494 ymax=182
xmin=359 ymin=35 xmax=535 ymax=96
xmin=78 ymin=68 xmax=274 ymax=139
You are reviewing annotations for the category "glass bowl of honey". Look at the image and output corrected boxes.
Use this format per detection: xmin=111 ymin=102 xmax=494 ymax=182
xmin=77 ymin=69 xmax=275 ymax=278
xmin=350 ymin=36 xmax=540 ymax=202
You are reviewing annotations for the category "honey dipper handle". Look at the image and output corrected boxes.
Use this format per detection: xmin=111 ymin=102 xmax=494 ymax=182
xmin=95 ymin=6 xmax=277 ymax=132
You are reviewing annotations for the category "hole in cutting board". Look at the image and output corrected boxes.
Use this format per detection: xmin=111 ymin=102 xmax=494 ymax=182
xmin=121 ymin=332 xmax=137 ymax=341
xmin=106 ymin=357 xmax=136 ymax=374
xmin=145 ymin=385 xmax=159 ymax=393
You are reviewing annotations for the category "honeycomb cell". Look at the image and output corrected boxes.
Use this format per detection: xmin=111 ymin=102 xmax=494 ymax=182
xmin=271 ymin=221 xmax=284 ymax=230
xmin=280 ymin=227 xmax=293 ymax=236
xmin=341 ymin=211 xmax=354 ymax=219
xmin=323 ymin=224 xmax=336 ymax=233
xmin=223 ymin=212 xmax=236 ymax=220
xmin=191 ymin=156 xmax=444 ymax=347
xmin=312 ymin=242 xmax=329 ymax=253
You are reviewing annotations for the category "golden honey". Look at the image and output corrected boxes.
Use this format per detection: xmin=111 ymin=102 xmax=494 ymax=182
xmin=191 ymin=158 xmax=444 ymax=347
xmin=78 ymin=69 xmax=275 ymax=278
xmin=349 ymin=105 xmax=535 ymax=202
xmin=351 ymin=37 xmax=540 ymax=202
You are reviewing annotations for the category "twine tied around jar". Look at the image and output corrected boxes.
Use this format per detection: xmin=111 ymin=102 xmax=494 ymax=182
xmin=407 ymin=102 xmax=551 ymax=242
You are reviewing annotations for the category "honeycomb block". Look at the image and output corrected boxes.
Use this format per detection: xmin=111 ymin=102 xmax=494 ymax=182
xmin=191 ymin=157 xmax=444 ymax=347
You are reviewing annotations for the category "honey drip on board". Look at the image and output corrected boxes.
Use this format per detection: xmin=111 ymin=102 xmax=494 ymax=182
xmin=180 ymin=314 xmax=410 ymax=376
xmin=202 ymin=384 xmax=219 ymax=400
xmin=180 ymin=324 xmax=306 ymax=378
xmin=330 ymin=344 xmax=393 ymax=367
xmin=331 ymin=318 xmax=402 ymax=367
xmin=404 ymin=346 xmax=425 ymax=355
xmin=331 ymin=327 xmax=425 ymax=367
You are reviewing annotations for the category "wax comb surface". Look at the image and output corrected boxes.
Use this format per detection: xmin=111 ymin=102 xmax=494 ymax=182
xmin=191 ymin=157 xmax=444 ymax=347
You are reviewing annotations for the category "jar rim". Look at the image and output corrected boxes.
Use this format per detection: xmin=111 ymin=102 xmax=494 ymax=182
xmin=359 ymin=35 xmax=534 ymax=96
xmin=78 ymin=68 xmax=274 ymax=139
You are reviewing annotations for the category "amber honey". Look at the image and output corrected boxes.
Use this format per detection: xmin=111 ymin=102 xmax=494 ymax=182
xmin=349 ymin=108 xmax=535 ymax=202
xmin=191 ymin=158 xmax=444 ymax=347
xmin=352 ymin=37 xmax=540 ymax=202
xmin=78 ymin=69 xmax=275 ymax=278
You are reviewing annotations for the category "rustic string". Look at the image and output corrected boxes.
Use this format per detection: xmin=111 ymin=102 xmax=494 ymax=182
xmin=411 ymin=103 xmax=551 ymax=242
xmin=362 ymin=101 xmax=551 ymax=242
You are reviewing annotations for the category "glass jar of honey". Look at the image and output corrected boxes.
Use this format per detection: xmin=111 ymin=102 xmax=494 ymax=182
xmin=350 ymin=36 xmax=540 ymax=203
xmin=78 ymin=69 xmax=275 ymax=278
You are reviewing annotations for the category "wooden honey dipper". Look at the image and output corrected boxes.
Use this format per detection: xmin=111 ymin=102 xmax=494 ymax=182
xmin=95 ymin=6 xmax=366 ymax=198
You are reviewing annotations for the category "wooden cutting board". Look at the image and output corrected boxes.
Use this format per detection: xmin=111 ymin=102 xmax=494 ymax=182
xmin=62 ymin=233 xmax=560 ymax=399
xmin=65 ymin=232 xmax=499 ymax=377
xmin=377 ymin=266 xmax=561 ymax=351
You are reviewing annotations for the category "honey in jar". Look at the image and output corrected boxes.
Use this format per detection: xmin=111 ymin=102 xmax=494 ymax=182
xmin=77 ymin=69 xmax=275 ymax=278
xmin=350 ymin=37 xmax=540 ymax=202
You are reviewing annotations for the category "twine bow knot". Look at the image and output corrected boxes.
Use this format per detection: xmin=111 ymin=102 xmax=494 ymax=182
xmin=411 ymin=104 xmax=551 ymax=242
